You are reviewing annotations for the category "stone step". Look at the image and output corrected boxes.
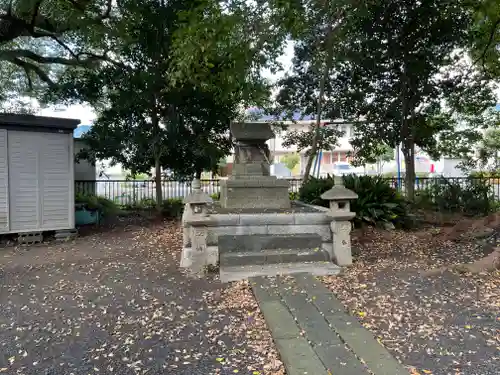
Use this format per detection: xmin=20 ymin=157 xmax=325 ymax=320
xmin=220 ymin=248 xmax=330 ymax=267
xmin=218 ymin=233 xmax=323 ymax=253
xmin=220 ymin=262 xmax=340 ymax=283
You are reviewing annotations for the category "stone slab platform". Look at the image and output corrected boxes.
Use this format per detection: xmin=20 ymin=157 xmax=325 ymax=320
xmin=208 ymin=200 xmax=322 ymax=214
xmin=218 ymin=233 xmax=323 ymax=252
xmin=251 ymin=273 xmax=409 ymax=375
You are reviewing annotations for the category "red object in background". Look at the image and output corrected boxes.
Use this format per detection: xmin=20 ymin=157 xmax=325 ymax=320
xmin=430 ymin=164 xmax=435 ymax=173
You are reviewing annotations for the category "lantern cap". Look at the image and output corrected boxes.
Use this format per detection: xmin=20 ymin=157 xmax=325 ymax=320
xmin=320 ymin=185 xmax=358 ymax=201
xmin=183 ymin=190 xmax=213 ymax=205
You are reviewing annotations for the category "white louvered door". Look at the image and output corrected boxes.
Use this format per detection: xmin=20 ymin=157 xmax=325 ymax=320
xmin=39 ymin=132 xmax=71 ymax=229
xmin=8 ymin=131 xmax=40 ymax=231
xmin=0 ymin=129 xmax=9 ymax=233
xmin=8 ymin=131 xmax=71 ymax=232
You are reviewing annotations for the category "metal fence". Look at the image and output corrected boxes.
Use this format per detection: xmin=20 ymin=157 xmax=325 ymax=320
xmin=386 ymin=176 xmax=500 ymax=199
xmin=76 ymin=176 xmax=500 ymax=205
xmin=76 ymin=178 xmax=303 ymax=204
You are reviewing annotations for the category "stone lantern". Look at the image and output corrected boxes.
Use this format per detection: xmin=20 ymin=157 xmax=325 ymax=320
xmin=184 ymin=192 xmax=211 ymax=217
xmin=180 ymin=179 xmax=213 ymax=277
xmin=320 ymin=177 xmax=358 ymax=266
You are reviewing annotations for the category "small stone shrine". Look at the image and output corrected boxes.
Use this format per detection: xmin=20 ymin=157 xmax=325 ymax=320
xmin=181 ymin=122 xmax=359 ymax=282
xmin=219 ymin=122 xmax=290 ymax=209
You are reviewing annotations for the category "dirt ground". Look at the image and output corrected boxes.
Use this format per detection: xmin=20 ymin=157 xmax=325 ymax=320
xmin=0 ymin=218 xmax=284 ymax=375
xmin=323 ymin=227 xmax=500 ymax=375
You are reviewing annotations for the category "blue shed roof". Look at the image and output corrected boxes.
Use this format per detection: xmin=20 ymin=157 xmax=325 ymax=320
xmin=73 ymin=124 xmax=91 ymax=138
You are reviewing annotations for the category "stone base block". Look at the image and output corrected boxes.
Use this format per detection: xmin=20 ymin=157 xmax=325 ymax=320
xmin=54 ymin=228 xmax=78 ymax=242
xmin=333 ymin=246 xmax=353 ymax=266
xmin=18 ymin=232 xmax=43 ymax=245
xmin=180 ymin=246 xmax=218 ymax=268
xmin=220 ymin=178 xmax=290 ymax=209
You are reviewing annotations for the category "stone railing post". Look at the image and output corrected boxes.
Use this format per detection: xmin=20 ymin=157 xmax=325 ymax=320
xmin=180 ymin=180 xmax=213 ymax=277
xmin=320 ymin=177 xmax=358 ymax=266
xmin=182 ymin=178 xmax=202 ymax=247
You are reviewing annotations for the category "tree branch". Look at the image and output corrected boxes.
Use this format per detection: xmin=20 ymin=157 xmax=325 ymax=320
xmin=0 ymin=48 xmax=101 ymax=66
xmin=472 ymin=17 xmax=500 ymax=68
xmin=8 ymin=57 xmax=55 ymax=87
xmin=0 ymin=0 xmax=113 ymax=44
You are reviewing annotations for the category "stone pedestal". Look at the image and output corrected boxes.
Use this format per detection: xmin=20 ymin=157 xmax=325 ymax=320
xmin=220 ymin=122 xmax=290 ymax=209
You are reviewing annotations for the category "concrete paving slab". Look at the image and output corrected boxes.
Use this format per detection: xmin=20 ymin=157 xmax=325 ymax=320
xmin=251 ymin=274 xmax=409 ymax=375
xmin=220 ymin=262 xmax=340 ymax=282
xmin=274 ymin=338 xmax=328 ymax=375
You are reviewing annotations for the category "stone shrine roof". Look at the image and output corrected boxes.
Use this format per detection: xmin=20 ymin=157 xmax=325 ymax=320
xmin=230 ymin=122 xmax=275 ymax=141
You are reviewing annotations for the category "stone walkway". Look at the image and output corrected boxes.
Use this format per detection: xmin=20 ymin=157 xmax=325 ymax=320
xmin=251 ymin=273 xmax=409 ymax=375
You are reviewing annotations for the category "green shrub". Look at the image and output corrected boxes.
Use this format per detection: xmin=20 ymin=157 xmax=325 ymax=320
xmin=417 ymin=177 xmax=497 ymax=216
xmin=161 ymin=198 xmax=184 ymax=218
xmin=299 ymin=175 xmax=409 ymax=227
xmin=289 ymin=191 xmax=299 ymax=201
xmin=343 ymin=175 xmax=409 ymax=227
xmin=210 ymin=192 xmax=220 ymax=201
xmin=75 ymin=193 xmax=118 ymax=216
xmin=298 ymin=176 xmax=335 ymax=206
xmin=137 ymin=198 xmax=157 ymax=209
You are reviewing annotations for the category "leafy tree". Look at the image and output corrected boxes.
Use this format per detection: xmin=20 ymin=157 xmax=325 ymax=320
xmin=351 ymin=142 xmax=394 ymax=174
xmin=462 ymin=112 xmax=500 ymax=170
xmin=0 ymin=0 xmax=115 ymax=91
xmin=480 ymin=128 xmax=500 ymax=169
xmin=166 ymin=0 xmax=289 ymax=105
xmin=333 ymin=0 xmax=498 ymax=199
xmin=51 ymin=0 xmax=280 ymax=210
xmin=281 ymin=124 xmax=343 ymax=159
xmin=468 ymin=0 xmax=500 ymax=78
xmin=280 ymin=153 xmax=300 ymax=171
xmin=270 ymin=0 xmax=357 ymax=182
xmin=58 ymin=0 xmax=241 ymax=209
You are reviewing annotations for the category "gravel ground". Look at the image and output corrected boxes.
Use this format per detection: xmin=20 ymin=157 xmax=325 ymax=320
xmin=323 ymin=227 xmax=500 ymax=375
xmin=0 ymin=219 xmax=284 ymax=375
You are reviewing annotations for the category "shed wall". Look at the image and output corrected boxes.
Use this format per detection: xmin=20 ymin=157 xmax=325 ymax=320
xmin=0 ymin=130 xmax=9 ymax=232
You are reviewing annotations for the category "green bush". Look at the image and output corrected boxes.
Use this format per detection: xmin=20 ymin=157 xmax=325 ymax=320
xmin=416 ymin=177 xmax=497 ymax=216
xmin=210 ymin=192 xmax=220 ymax=201
xmin=75 ymin=193 xmax=118 ymax=216
xmin=299 ymin=175 xmax=409 ymax=226
xmin=137 ymin=198 xmax=157 ymax=209
xmin=343 ymin=175 xmax=409 ymax=227
xmin=161 ymin=198 xmax=184 ymax=218
xmin=289 ymin=191 xmax=299 ymax=201
xmin=298 ymin=176 xmax=336 ymax=206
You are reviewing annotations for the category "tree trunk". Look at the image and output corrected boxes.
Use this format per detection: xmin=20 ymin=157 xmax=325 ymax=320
xmin=402 ymin=139 xmax=416 ymax=200
xmin=302 ymin=26 xmax=335 ymax=183
xmin=151 ymin=107 xmax=163 ymax=212
xmin=154 ymin=156 xmax=162 ymax=212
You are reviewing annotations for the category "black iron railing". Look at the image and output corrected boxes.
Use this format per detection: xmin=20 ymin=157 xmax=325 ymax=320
xmin=76 ymin=176 xmax=500 ymax=205
xmin=75 ymin=178 xmax=304 ymax=204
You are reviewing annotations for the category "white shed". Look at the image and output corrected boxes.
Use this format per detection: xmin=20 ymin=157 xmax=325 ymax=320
xmin=0 ymin=114 xmax=80 ymax=234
